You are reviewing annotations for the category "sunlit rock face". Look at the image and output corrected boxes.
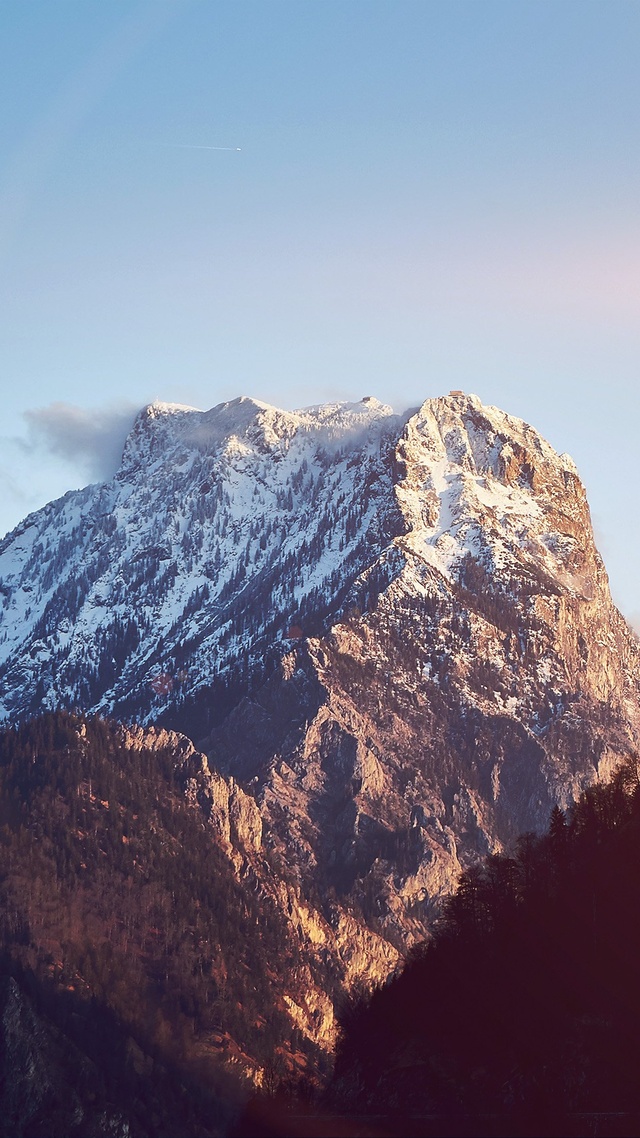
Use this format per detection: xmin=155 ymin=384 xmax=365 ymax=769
xmin=1 ymin=390 xmax=639 ymax=1044
xmin=204 ymin=392 xmax=640 ymax=970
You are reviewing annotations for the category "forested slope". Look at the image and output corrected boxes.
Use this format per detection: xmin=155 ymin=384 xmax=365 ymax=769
xmin=329 ymin=762 xmax=640 ymax=1131
xmin=0 ymin=712 xmax=324 ymax=1136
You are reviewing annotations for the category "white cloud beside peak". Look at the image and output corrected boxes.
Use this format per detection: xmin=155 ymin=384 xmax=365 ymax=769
xmin=22 ymin=400 xmax=139 ymax=482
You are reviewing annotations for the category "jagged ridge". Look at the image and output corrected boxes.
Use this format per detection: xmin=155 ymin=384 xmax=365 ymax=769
xmin=0 ymin=395 xmax=405 ymax=726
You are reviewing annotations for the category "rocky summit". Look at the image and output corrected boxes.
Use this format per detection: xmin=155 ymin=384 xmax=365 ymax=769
xmin=1 ymin=391 xmax=639 ymax=1048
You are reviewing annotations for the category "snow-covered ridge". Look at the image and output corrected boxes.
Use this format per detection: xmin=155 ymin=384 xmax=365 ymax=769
xmin=0 ymin=394 xmax=405 ymax=724
xmin=393 ymin=392 xmax=586 ymax=591
xmin=122 ymin=395 xmax=400 ymax=469
xmin=0 ymin=389 xmax=614 ymax=730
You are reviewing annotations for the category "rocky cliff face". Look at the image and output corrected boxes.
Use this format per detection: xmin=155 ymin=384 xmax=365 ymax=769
xmin=203 ymin=394 xmax=640 ymax=988
xmin=118 ymin=722 xmax=396 ymax=1049
xmin=1 ymin=391 xmax=639 ymax=1050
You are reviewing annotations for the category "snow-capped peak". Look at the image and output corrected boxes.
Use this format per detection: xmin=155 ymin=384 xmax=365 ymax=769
xmin=0 ymin=390 xmax=626 ymax=736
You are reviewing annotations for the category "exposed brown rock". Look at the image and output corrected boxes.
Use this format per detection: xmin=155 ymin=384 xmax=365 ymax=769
xmin=195 ymin=394 xmax=640 ymax=1046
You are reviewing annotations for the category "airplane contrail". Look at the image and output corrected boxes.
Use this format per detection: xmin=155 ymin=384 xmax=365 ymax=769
xmin=167 ymin=144 xmax=241 ymax=151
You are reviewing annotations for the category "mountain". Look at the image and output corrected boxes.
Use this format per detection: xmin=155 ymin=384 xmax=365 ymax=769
xmin=1 ymin=390 xmax=639 ymax=1052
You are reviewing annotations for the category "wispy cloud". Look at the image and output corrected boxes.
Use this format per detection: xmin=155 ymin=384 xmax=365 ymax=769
xmin=162 ymin=144 xmax=241 ymax=151
xmin=22 ymin=401 xmax=138 ymax=481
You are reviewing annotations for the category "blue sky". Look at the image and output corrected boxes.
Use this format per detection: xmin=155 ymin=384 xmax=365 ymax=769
xmin=1 ymin=0 xmax=640 ymax=618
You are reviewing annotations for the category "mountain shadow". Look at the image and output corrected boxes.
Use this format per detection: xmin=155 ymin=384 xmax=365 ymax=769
xmin=324 ymin=761 xmax=640 ymax=1136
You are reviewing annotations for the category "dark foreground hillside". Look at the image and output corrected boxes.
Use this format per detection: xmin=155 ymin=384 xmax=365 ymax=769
xmin=0 ymin=712 xmax=323 ymax=1137
xmin=322 ymin=762 xmax=640 ymax=1135
xmin=234 ymin=761 xmax=640 ymax=1136
xmin=6 ymin=712 xmax=640 ymax=1137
